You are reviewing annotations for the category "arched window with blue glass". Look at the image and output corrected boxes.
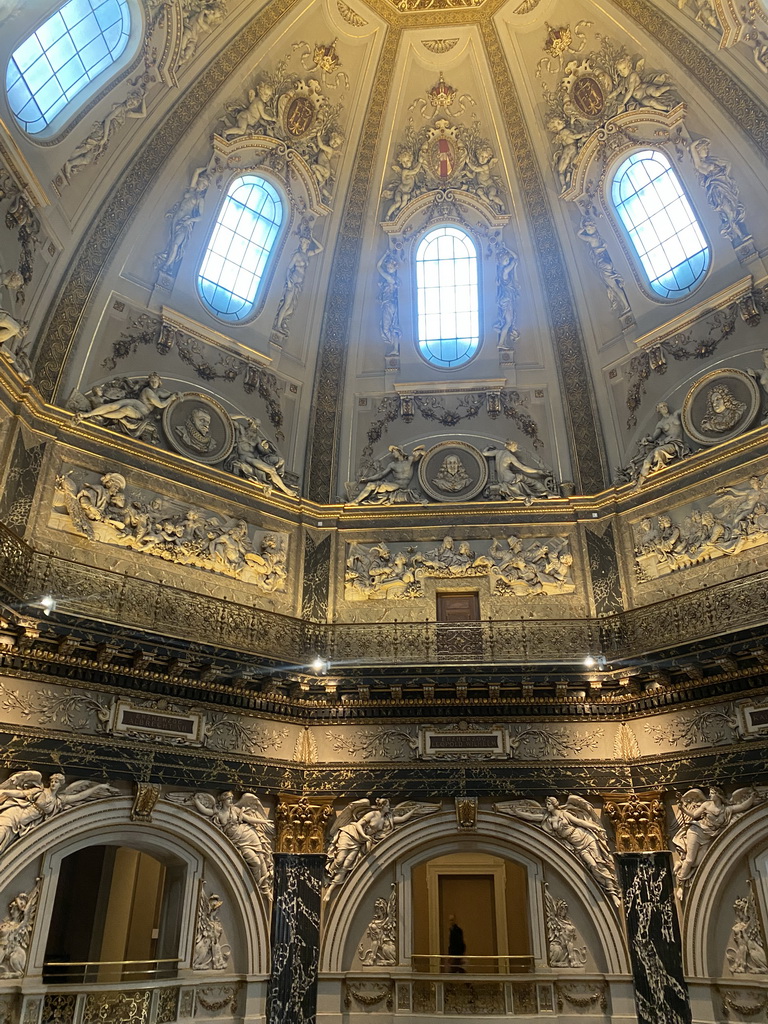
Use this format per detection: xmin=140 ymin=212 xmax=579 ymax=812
xmin=415 ymin=225 xmax=480 ymax=369
xmin=6 ymin=0 xmax=132 ymax=135
xmin=611 ymin=149 xmax=710 ymax=300
xmin=198 ymin=175 xmax=284 ymax=324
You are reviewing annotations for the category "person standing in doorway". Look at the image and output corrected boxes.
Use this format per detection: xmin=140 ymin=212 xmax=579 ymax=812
xmin=448 ymin=915 xmax=466 ymax=973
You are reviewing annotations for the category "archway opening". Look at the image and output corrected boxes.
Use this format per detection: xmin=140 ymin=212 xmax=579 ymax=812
xmin=412 ymin=852 xmax=531 ymax=974
xmin=43 ymin=845 xmax=184 ymax=984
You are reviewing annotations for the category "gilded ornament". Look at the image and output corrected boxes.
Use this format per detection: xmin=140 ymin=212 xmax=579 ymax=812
xmin=603 ymin=792 xmax=665 ymax=852
xmin=421 ymin=39 xmax=458 ymax=53
xmin=275 ymin=796 xmax=333 ymax=853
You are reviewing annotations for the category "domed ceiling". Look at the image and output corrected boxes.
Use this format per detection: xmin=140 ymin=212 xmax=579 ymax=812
xmin=1 ymin=0 xmax=768 ymax=683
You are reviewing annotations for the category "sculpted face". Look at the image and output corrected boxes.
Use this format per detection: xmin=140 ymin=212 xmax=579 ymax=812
xmin=192 ymin=408 xmax=212 ymax=435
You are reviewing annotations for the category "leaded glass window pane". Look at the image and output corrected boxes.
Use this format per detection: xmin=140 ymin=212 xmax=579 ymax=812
xmin=416 ymin=226 xmax=480 ymax=369
xmin=612 ymin=150 xmax=710 ymax=300
xmin=198 ymin=175 xmax=283 ymax=323
xmin=6 ymin=0 xmax=131 ymax=134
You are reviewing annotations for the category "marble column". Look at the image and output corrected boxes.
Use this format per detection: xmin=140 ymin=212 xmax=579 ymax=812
xmin=617 ymin=852 xmax=692 ymax=1024
xmin=266 ymin=853 xmax=323 ymax=1024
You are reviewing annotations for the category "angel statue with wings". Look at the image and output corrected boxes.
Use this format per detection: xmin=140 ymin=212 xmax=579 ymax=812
xmin=169 ymin=791 xmax=274 ymax=895
xmin=673 ymin=786 xmax=760 ymax=889
xmin=495 ymin=795 xmax=621 ymax=907
xmin=0 ymin=772 xmax=118 ymax=855
xmin=324 ymin=797 xmax=440 ymax=901
xmin=0 ymin=877 xmax=40 ymax=977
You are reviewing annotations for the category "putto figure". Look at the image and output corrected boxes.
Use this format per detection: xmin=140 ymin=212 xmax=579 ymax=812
xmin=324 ymin=797 xmax=439 ymax=900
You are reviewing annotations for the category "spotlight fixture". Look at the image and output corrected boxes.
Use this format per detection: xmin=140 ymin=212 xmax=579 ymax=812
xmin=310 ymin=656 xmax=328 ymax=674
xmin=583 ymin=655 xmax=595 ymax=668
xmin=31 ymin=595 xmax=57 ymax=616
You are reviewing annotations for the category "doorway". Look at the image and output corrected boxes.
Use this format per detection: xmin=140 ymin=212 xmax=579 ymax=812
xmin=436 ymin=591 xmax=482 ymax=658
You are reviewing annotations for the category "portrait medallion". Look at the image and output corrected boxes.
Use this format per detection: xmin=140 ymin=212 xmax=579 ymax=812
xmin=163 ymin=393 xmax=235 ymax=464
xmin=682 ymin=368 xmax=760 ymax=446
xmin=418 ymin=441 xmax=488 ymax=502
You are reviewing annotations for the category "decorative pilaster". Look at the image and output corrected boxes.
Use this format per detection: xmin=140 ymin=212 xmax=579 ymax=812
xmin=266 ymin=854 xmax=323 ymax=1024
xmin=617 ymin=853 xmax=692 ymax=1024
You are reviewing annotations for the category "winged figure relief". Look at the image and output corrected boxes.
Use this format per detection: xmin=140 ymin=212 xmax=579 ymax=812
xmin=672 ymin=786 xmax=761 ymax=889
xmin=495 ymin=795 xmax=621 ymax=906
xmin=324 ymin=797 xmax=440 ymax=901
xmin=168 ymin=790 xmax=274 ymax=895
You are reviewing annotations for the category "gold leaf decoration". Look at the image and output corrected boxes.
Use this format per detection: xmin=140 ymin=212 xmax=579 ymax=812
xmin=422 ymin=38 xmax=459 ymax=53
xmin=337 ymin=0 xmax=368 ymax=25
xmin=514 ymin=0 xmax=543 ymax=11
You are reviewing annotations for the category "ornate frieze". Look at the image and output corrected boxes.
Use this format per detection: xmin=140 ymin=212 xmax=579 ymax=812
xmin=53 ymin=467 xmax=290 ymax=589
xmin=345 ymin=533 xmax=575 ymax=600
xmin=633 ymin=472 xmax=768 ymax=580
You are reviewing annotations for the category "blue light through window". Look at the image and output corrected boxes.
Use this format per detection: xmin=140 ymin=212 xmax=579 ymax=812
xmin=416 ymin=226 xmax=479 ymax=369
xmin=198 ymin=175 xmax=283 ymax=323
xmin=7 ymin=0 xmax=131 ymax=135
xmin=612 ymin=150 xmax=710 ymax=300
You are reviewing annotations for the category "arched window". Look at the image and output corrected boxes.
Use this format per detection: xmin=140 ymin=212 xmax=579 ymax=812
xmin=611 ymin=149 xmax=710 ymax=300
xmin=6 ymin=0 xmax=132 ymax=135
xmin=416 ymin=226 xmax=480 ymax=369
xmin=198 ymin=174 xmax=283 ymax=323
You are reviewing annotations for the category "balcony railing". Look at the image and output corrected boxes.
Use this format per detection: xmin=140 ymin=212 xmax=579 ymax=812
xmin=43 ymin=957 xmax=180 ymax=984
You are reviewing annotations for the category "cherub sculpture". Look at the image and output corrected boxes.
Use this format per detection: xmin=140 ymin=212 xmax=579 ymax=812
xmin=324 ymin=797 xmax=439 ymax=901
xmin=168 ymin=790 xmax=274 ymax=895
xmin=495 ymin=794 xmax=621 ymax=906
xmin=672 ymin=786 xmax=760 ymax=890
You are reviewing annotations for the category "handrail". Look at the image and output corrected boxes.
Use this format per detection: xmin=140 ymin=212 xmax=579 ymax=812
xmin=44 ymin=958 xmax=181 ymax=967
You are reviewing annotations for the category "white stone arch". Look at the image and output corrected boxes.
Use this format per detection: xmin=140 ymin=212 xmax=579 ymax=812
xmin=320 ymin=810 xmax=628 ymax=975
xmin=0 ymin=796 xmax=270 ymax=978
xmin=682 ymin=801 xmax=768 ymax=977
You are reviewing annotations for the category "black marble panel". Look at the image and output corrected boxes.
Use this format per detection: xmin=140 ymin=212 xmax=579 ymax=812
xmin=618 ymin=852 xmax=692 ymax=1024
xmin=302 ymin=534 xmax=331 ymax=623
xmin=585 ymin=523 xmax=623 ymax=617
xmin=0 ymin=434 xmax=46 ymax=534
xmin=267 ymin=854 xmax=323 ymax=1024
